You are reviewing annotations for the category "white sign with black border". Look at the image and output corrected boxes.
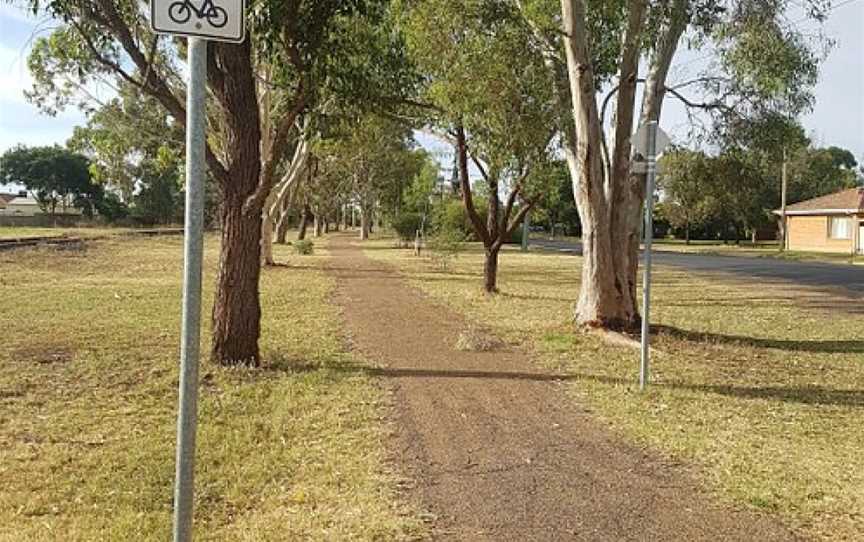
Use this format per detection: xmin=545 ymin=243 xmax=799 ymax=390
xmin=151 ymin=0 xmax=246 ymax=43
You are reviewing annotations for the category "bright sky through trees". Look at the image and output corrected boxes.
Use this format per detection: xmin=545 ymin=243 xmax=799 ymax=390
xmin=0 ymin=0 xmax=862 ymax=177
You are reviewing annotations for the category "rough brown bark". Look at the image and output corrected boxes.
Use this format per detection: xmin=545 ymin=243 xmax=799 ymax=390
xmin=212 ymin=196 xmax=263 ymax=365
xmin=483 ymin=247 xmax=501 ymax=293
xmin=209 ymin=39 xmax=264 ymax=365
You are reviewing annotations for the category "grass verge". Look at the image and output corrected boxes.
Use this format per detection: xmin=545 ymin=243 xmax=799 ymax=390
xmin=0 ymin=235 xmax=424 ymax=540
xmin=0 ymin=226 xmax=140 ymax=240
xmin=364 ymin=237 xmax=863 ymax=541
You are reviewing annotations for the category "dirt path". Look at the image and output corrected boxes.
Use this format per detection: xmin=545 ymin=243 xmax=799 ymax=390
xmin=328 ymin=234 xmax=799 ymax=541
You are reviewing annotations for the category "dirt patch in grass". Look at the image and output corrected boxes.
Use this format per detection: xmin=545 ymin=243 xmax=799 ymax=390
xmin=0 ymin=235 xmax=424 ymax=541
xmin=364 ymin=237 xmax=864 ymax=541
xmin=11 ymin=344 xmax=75 ymax=365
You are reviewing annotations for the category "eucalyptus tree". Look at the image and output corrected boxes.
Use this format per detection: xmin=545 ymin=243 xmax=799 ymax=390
xmin=513 ymin=0 xmax=829 ymax=329
xmin=401 ymin=0 xmax=557 ymax=292
xmin=18 ymin=0 xmax=398 ymax=365
xmin=67 ymin=81 xmax=182 ymax=203
xmin=316 ymin=113 xmax=420 ymax=240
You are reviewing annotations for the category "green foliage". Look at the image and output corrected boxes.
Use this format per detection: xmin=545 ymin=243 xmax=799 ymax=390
xmin=0 ymin=144 xmax=97 ymax=215
xmin=131 ymin=165 xmax=182 ymax=226
xmin=433 ymin=199 xmax=473 ymax=238
xmin=428 ymin=226 xmax=464 ymax=271
xmin=94 ymin=191 xmax=129 ymax=222
xmin=529 ymin=159 xmax=580 ymax=237
xmin=293 ymin=240 xmax=315 ymax=255
xmin=391 ymin=212 xmax=423 ymax=243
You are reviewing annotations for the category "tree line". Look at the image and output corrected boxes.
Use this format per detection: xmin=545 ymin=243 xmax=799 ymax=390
xmin=657 ymin=114 xmax=860 ymax=243
xmin=8 ymin=0 xmax=837 ymax=364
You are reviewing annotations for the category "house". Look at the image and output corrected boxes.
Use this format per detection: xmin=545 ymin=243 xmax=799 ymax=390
xmin=0 ymin=192 xmax=17 ymax=211
xmin=0 ymin=192 xmax=86 ymax=217
xmin=775 ymin=187 xmax=864 ymax=254
xmin=0 ymin=195 xmax=43 ymax=217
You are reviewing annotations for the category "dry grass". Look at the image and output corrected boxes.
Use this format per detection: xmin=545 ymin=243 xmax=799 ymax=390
xmin=0 ymin=226 xmax=137 ymax=240
xmin=454 ymin=328 xmax=502 ymax=352
xmin=364 ymin=237 xmax=864 ymax=541
xmin=0 ymin=236 xmax=424 ymax=541
xmin=649 ymin=239 xmax=860 ymax=265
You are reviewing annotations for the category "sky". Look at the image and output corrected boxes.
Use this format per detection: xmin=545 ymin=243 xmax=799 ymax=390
xmin=1 ymin=1 xmax=862 ymax=179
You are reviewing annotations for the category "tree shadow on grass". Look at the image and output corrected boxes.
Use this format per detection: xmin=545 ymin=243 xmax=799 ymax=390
xmin=570 ymin=372 xmax=864 ymax=408
xmin=654 ymin=324 xmax=864 ymax=354
xmin=257 ymin=357 xmax=864 ymax=408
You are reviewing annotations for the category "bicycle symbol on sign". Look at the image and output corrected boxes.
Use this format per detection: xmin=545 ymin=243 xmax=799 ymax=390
xmin=168 ymin=0 xmax=228 ymax=29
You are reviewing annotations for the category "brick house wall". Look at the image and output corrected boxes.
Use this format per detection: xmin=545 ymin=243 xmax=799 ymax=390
xmin=786 ymin=214 xmax=862 ymax=253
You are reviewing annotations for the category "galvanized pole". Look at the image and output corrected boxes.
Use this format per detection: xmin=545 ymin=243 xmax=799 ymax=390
xmin=780 ymin=147 xmax=788 ymax=252
xmin=173 ymin=37 xmax=207 ymax=542
xmin=521 ymin=209 xmax=530 ymax=252
xmin=640 ymin=121 xmax=658 ymax=391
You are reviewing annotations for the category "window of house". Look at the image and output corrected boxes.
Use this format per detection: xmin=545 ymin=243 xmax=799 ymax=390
xmin=828 ymin=216 xmax=852 ymax=239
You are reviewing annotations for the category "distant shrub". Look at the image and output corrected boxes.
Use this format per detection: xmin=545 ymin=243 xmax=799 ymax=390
xmin=391 ymin=212 xmax=423 ymax=245
xmin=428 ymin=227 xmax=464 ymax=270
xmin=293 ymin=240 xmax=314 ymax=255
xmin=434 ymin=200 xmax=473 ymax=238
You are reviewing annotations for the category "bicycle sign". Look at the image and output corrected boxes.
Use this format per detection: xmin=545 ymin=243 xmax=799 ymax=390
xmin=151 ymin=0 xmax=245 ymax=43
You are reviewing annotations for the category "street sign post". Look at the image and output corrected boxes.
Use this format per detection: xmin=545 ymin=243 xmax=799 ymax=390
xmin=150 ymin=2 xmax=245 ymax=541
xmin=633 ymin=121 xmax=670 ymax=390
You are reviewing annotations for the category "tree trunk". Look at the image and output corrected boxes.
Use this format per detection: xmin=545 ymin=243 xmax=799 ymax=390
xmin=212 ymin=197 xmax=263 ymax=365
xmin=359 ymin=207 xmax=370 ymax=240
xmin=276 ymin=213 xmax=289 ymax=244
xmin=561 ymin=0 xmax=646 ymax=330
xmin=483 ymin=246 xmax=500 ymax=293
xmin=275 ymin=196 xmax=291 ymax=244
xmin=261 ymin=213 xmax=275 ymax=265
xmin=209 ymin=38 xmax=264 ymax=366
xmin=297 ymin=204 xmax=311 ymax=240
xmin=685 ymin=223 xmax=690 ymax=244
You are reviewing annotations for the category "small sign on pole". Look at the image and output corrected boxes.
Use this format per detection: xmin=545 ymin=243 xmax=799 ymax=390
xmin=151 ymin=0 xmax=247 ymax=43
xmin=150 ymin=1 xmax=245 ymax=541
xmin=634 ymin=121 xmax=670 ymax=390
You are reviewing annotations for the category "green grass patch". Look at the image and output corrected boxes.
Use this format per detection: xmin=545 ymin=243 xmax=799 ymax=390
xmin=0 ymin=236 xmax=424 ymax=540
xmin=364 ymin=237 xmax=864 ymax=541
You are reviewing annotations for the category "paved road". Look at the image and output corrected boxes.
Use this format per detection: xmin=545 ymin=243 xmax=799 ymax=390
xmin=530 ymin=239 xmax=864 ymax=296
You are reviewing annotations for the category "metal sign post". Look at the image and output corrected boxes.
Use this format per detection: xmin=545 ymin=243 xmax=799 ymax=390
xmin=172 ymin=37 xmax=207 ymax=542
xmin=633 ymin=121 xmax=669 ymax=390
xmin=640 ymin=122 xmax=658 ymax=391
xmin=150 ymin=2 xmax=245 ymax=540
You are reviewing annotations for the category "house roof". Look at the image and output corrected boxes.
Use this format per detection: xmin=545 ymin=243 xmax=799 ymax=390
xmin=776 ymin=187 xmax=864 ymax=216
xmin=6 ymin=196 xmax=40 ymax=206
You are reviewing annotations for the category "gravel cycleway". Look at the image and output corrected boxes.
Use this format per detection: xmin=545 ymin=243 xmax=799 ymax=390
xmin=328 ymin=234 xmax=799 ymax=541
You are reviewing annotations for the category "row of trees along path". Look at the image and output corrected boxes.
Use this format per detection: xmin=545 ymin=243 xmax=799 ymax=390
xmin=27 ymin=0 xmax=828 ymax=362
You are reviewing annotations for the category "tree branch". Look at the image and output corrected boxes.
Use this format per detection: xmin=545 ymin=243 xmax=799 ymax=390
xmin=456 ymin=124 xmax=490 ymax=246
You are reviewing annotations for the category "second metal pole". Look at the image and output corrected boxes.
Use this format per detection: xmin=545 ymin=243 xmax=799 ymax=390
xmin=640 ymin=121 xmax=658 ymax=391
xmin=173 ymin=37 xmax=208 ymax=542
